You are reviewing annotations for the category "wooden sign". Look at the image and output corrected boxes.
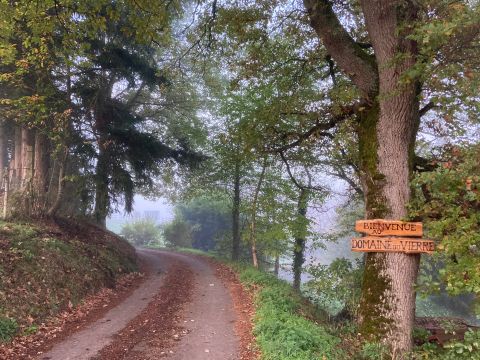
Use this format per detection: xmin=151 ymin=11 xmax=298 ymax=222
xmin=355 ymin=219 xmax=423 ymax=237
xmin=351 ymin=236 xmax=435 ymax=254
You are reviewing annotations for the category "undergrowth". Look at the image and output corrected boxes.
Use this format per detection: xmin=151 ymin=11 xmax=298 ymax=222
xmin=0 ymin=317 xmax=18 ymax=342
xmin=0 ymin=219 xmax=137 ymax=340
xmin=233 ymin=265 xmax=343 ymax=360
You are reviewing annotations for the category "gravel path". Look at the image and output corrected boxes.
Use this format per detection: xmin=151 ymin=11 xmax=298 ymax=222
xmin=167 ymin=252 xmax=238 ymax=360
xmin=38 ymin=249 xmax=240 ymax=360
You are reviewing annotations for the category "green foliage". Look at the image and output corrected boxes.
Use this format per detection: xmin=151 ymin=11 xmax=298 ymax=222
xmin=120 ymin=218 xmax=162 ymax=247
xmin=175 ymin=196 xmax=232 ymax=251
xmin=413 ymin=329 xmax=480 ymax=359
xmin=442 ymin=329 xmax=480 ymax=358
xmin=236 ymin=266 xmax=342 ymax=359
xmin=359 ymin=342 xmax=389 ymax=360
xmin=22 ymin=325 xmax=38 ymax=336
xmin=0 ymin=317 xmax=18 ymax=342
xmin=162 ymin=218 xmax=193 ymax=249
xmin=304 ymin=258 xmax=363 ymax=317
xmin=409 ymin=144 xmax=480 ymax=311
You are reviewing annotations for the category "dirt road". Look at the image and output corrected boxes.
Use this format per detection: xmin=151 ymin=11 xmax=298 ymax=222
xmin=39 ymin=249 xmax=245 ymax=360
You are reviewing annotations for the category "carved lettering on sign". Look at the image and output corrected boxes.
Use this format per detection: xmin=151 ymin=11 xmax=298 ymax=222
xmin=351 ymin=236 xmax=435 ymax=254
xmin=355 ymin=220 xmax=423 ymax=237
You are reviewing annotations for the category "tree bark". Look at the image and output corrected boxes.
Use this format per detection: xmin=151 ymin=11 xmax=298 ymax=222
xmin=249 ymin=158 xmax=268 ymax=268
xmin=13 ymin=126 xmax=22 ymax=187
xmin=357 ymin=1 xmax=421 ymax=355
xmin=47 ymin=148 xmax=68 ymax=217
xmin=232 ymin=159 xmax=241 ymax=260
xmin=33 ymin=130 xmax=50 ymax=213
xmin=304 ymin=0 xmax=421 ymax=355
xmin=94 ymin=137 xmax=110 ymax=228
xmin=303 ymin=0 xmax=378 ymax=98
xmin=293 ymin=188 xmax=309 ymax=291
xmin=21 ymin=127 xmax=34 ymax=187
xmin=274 ymin=255 xmax=280 ymax=277
xmin=0 ymin=123 xmax=7 ymax=187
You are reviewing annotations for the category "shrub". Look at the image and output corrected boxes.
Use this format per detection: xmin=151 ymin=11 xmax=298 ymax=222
xmin=162 ymin=218 xmax=193 ymax=248
xmin=304 ymin=258 xmax=363 ymax=317
xmin=120 ymin=218 xmax=162 ymax=247
xmin=0 ymin=317 xmax=18 ymax=342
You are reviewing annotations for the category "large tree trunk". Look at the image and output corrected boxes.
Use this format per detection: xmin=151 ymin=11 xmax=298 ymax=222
xmin=0 ymin=123 xmax=6 ymax=185
xmin=232 ymin=160 xmax=241 ymax=260
xmin=304 ymin=0 xmax=421 ymax=355
xmin=293 ymin=188 xmax=308 ymax=291
xmin=0 ymin=124 xmax=7 ymax=218
xmin=21 ymin=128 xmax=34 ymax=187
xmin=357 ymin=1 xmax=421 ymax=354
xmin=92 ymin=82 xmax=112 ymax=228
xmin=274 ymin=255 xmax=280 ymax=277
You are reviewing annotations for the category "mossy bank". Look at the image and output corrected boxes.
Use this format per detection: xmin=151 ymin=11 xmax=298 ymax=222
xmin=0 ymin=218 xmax=137 ymax=342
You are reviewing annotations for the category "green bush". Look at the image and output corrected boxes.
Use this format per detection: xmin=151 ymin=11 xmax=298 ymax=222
xmin=0 ymin=317 xmax=18 ymax=342
xmin=162 ymin=218 xmax=193 ymax=248
xmin=412 ymin=329 xmax=480 ymax=359
xmin=304 ymin=258 xmax=363 ymax=317
xmin=120 ymin=218 xmax=162 ymax=247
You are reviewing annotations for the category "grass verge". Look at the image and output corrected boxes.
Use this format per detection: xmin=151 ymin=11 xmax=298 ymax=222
xmin=233 ymin=265 xmax=343 ymax=360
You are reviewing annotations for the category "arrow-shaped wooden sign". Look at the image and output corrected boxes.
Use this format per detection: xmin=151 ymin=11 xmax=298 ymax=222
xmin=355 ymin=219 xmax=423 ymax=237
xmin=351 ymin=236 xmax=434 ymax=254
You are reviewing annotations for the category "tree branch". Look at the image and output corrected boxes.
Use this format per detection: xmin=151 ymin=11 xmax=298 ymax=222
xmin=326 ymin=54 xmax=337 ymax=85
xmin=413 ymin=155 xmax=437 ymax=172
xmin=419 ymin=101 xmax=436 ymax=118
xmin=303 ymin=0 xmax=378 ymax=97
xmin=279 ymin=151 xmax=325 ymax=192
xmin=269 ymin=101 xmax=364 ymax=152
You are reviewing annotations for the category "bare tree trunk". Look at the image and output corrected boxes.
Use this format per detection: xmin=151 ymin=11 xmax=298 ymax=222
xmin=94 ymin=142 xmax=109 ymax=228
xmin=251 ymin=238 xmax=258 ymax=268
xmin=33 ymin=130 xmax=50 ymax=214
xmin=274 ymin=255 xmax=280 ymax=277
xmin=21 ymin=127 xmax=34 ymax=187
xmin=3 ymin=173 xmax=8 ymax=219
xmin=20 ymin=128 xmax=35 ymax=215
xmin=232 ymin=159 xmax=241 ymax=260
xmin=303 ymin=0 xmax=421 ymax=355
xmin=0 ymin=123 xmax=6 ymax=184
xmin=357 ymin=1 xmax=421 ymax=354
xmin=13 ymin=126 xmax=22 ymax=187
xmin=47 ymin=149 xmax=67 ymax=217
xmin=249 ymin=158 xmax=268 ymax=268
xmin=293 ymin=188 xmax=309 ymax=291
